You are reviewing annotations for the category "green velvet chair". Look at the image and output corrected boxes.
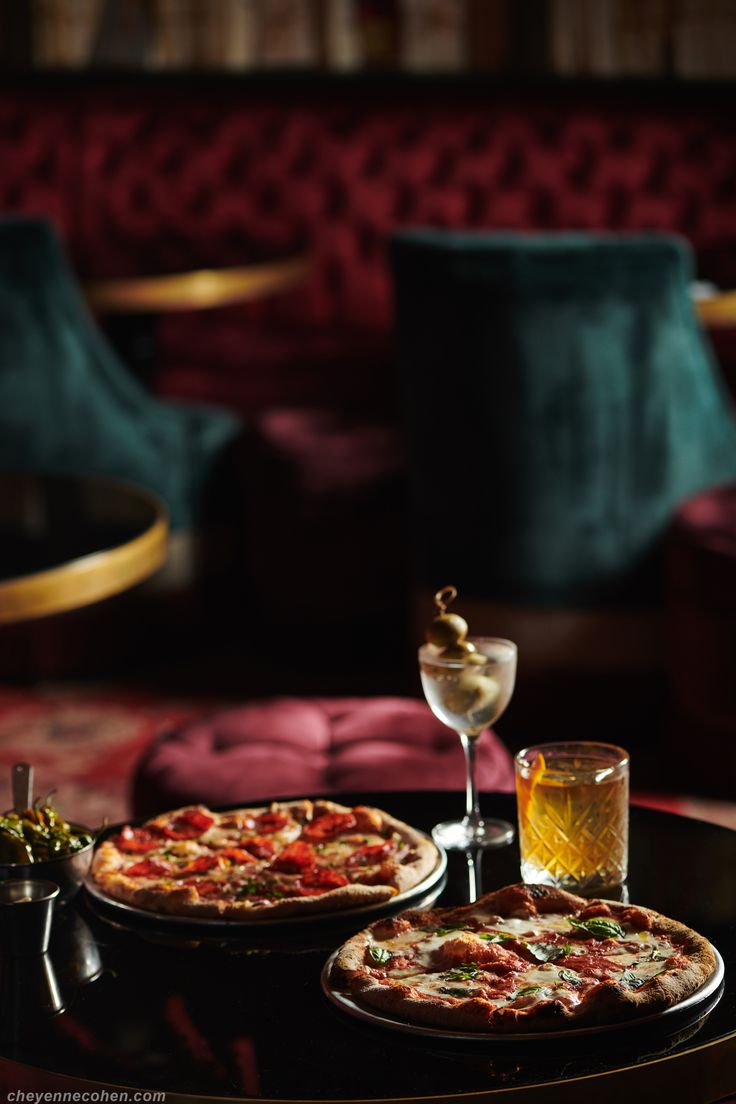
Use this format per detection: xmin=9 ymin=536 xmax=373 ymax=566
xmin=0 ymin=217 xmax=241 ymax=533
xmin=392 ymin=231 xmax=736 ymax=669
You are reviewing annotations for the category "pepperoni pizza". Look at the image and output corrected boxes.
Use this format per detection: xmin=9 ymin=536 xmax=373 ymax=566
xmin=91 ymin=800 xmax=439 ymax=920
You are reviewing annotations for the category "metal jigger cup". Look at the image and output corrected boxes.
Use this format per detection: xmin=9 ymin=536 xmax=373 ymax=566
xmin=0 ymin=879 xmax=60 ymax=955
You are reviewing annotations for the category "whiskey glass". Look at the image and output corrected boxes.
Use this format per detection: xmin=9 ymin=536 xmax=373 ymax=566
xmin=515 ymin=741 xmax=629 ymax=893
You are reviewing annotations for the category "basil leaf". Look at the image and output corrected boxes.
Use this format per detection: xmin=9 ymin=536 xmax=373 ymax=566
xmin=235 ymin=881 xmax=261 ymax=898
xmin=478 ymin=931 xmax=515 ymax=943
xmin=558 ymin=969 xmax=582 ymax=986
xmin=526 ymin=942 xmax=564 ymax=962
xmin=621 ymin=969 xmax=645 ymax=990
xmin=570 ymin=917 xmax=625 ymax=940
xmin=369 ymin=945 xmax=392 ymax=965
xmin=510 ymin=985 xmax=546 ymax=1000
xmin=649 ymin=948 xmax=666 ymax=961
xmin=439 ymin=986 xmax=474 ymax=998
xmin=562 ymin=943 xmax=573 ymax=956
xmin=442 ymin=962 xmax=482 ymax=981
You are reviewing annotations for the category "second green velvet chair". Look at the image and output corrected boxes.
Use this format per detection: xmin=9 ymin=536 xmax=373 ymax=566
xmin=392 ymin=231 xmax=736 ymax=615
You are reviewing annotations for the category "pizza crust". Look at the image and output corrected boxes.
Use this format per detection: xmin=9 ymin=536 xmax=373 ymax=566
xmin=91 ymin=799 xmax=439 ymax=922
xmin=331 ymin=883 xmax=718 ymax=1032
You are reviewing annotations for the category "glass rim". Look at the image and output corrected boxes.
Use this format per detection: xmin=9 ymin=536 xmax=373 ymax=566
xmin=418 ymin=637 xmax=517 ymax=667
xmin=515 ymin=740 xmax=629 ymax=774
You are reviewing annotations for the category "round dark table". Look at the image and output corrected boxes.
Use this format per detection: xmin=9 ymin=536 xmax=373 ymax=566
xmin=0 ymin=792 xmax=734 ymax=1103
xmin=0 ymin=472 xmax=168 ymax=624
xmin=82 ymin=244 xmax=309 ymax=387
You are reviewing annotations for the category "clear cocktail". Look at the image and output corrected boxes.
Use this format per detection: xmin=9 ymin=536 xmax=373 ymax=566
xmin=419 ymin=636 xmax=517 ymax=850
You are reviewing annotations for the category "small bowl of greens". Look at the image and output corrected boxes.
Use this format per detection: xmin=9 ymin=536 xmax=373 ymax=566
xmin=0 ymin=799 xmax=97 ymax=902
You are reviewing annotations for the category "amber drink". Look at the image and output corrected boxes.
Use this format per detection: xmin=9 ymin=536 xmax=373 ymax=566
xmin=515 ymin=742 xmax=629 ymax=893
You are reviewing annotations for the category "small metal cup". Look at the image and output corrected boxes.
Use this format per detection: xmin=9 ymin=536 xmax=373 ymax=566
xmin=0 ymin=879 xmax=60 ymax=955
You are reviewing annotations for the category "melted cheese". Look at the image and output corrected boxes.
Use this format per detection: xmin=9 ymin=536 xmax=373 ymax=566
xmin=368 ymin=912 xmax=678 ymax=1005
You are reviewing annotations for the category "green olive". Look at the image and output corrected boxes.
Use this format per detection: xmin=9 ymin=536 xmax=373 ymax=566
xmin=442 ymin=672 xmax=501 ymax=717
xmin=426 ymin=613 xmax=468 ymax=647
xmin=465 ymin=651 xmax=488 ymax=666
xmin=440 ymin=639 xmax=477 ymax=659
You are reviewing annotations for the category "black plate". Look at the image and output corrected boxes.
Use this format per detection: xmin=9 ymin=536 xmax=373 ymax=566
xmin=84 ymin=827 xmax=447 ymax=935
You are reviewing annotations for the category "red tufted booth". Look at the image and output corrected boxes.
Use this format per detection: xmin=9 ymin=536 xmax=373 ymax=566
xmin=2 ymin=80 xmax=735 ymax=404
xmin=2 ymin=78 xmax=735 ymax=629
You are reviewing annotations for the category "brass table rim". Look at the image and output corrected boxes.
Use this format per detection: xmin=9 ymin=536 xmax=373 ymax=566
xmin=0 ymin=476 xmax=168 ymax=624
xmin=84 ymin=255 xmax=310 ymax=314
xmin=1 ymin=1028 xmax=734 ymax=1102
xmin=696 ymin=289 xmax=736 ymax=327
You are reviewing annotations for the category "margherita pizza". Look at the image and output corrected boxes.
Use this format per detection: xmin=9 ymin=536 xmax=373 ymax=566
xmin=91 ymin=800 xmax=438 ymax=920
xmin=330 ymin=883 xmax=717 ymax=1031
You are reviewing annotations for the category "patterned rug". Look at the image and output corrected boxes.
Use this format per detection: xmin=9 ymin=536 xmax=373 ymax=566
xmin=0 ymin=685 xmax=734 ymax=833
xmin=0 ymin=685 xmax=207 ymax=828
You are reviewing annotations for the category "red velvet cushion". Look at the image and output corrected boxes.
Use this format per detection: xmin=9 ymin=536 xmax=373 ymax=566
xmin=132 ymin=696 xmax=515 ymax=816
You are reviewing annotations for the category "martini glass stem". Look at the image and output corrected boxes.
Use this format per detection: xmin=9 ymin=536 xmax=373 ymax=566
xmin=459 ymin=732 xmax=482 ymax=834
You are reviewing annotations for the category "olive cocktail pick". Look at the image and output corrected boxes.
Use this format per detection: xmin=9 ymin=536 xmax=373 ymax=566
xmin=419 ymin=587 xmax=517 ymax=853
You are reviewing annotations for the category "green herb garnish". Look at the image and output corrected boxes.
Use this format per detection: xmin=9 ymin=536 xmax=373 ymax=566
xmin=439 ymin=986 xmax=474 ymax=998
xmin=570 ymin=917 xmax=625 ymax=940
xmin=621 ymin=970 xmax=645 ymax=990
xmin=478 ymin=931 xmax=515 ymax=943
xmin=558 ymin=969 xmax=582 ymax=986
xmin=369 ymin=945 xmax=392 ymax=965
xmin=526 ymin=942 xmax=565 ymax=962
xmin=235 ymin=881 xmax=262 ymax=898
xmin=421 ymin=925 xmax=466 ymax=936
xmin=510 ymin=985 xmax=546 ymax=1000
xmin=442 ymin=962 xmax=483 ymax=982
xmin=649 ymin=948 xmax=667 ymax=961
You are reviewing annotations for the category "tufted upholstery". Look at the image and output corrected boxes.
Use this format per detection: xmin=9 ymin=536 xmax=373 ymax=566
xmin=131 ymin=696 xmax=515 ymax=816
xmin=1 ymin=83 xmax=735 ymax=406
xmin=666 ymin=485 xmax=736 ymax=799
xmin=393 ymin=231 xmax=736 ymax=607
xmin=3 ymin=82 xmax=734 ymax=632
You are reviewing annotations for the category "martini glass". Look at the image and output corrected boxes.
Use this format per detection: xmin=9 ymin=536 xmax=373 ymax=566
xmin=419 ymin=637 xmax=517 ymax=850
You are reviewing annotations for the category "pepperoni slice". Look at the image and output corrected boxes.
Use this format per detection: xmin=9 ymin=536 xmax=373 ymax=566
xmin=158 ymin=810 xmax=215 ymax=840
xmin=301 ymin=868 xmax=349 ymax=890
xmin=241 ymin=835 xmax=276 ymax=860
xmin=113 ymin=826 xmax=159 ymax=854
xmin=219 ymin=848 xmax=256 ymax=865
xmin=125 ymin=859 xmax=170 ymax=878
xmin=177 ymin=855 xmax=220 ymax=876
xmin=270 ymin=841 xmax=317 ymax=873
xmin=254 ymin=812 xmax=289 ymax=834
xmin=184 ymin=879 xmax=222 ymax=897
xmin=302 ymin=813 xmax=357 ymax=841
xmin=346 ymin=842 xmax=393 ymax=868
